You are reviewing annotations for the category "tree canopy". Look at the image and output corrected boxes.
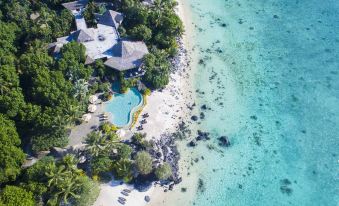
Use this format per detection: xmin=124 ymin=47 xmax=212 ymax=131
xmin=0 ymin=114 xmax=25 ymax=184
xmin=0 ymin=185 xmax=35 ymax=206
xmin=135 ymin=151 xmax=153 ymax=175
xmin=155 ymin=162 xmax=172 ymax=180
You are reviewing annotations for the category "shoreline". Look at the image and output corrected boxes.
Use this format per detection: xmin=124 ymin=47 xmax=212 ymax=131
xmin=146 ymin=0 xmax=199 ymax=205
xmin=94 ymin=1 xmax=197 ymax=205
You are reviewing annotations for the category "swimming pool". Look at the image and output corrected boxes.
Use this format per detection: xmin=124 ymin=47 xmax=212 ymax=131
xmin=105 ymin=88 xmax=143 ymax=127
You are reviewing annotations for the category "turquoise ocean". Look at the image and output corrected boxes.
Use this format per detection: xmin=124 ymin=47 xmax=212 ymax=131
xmin=174 ymin=0 xmax=339 ymax=205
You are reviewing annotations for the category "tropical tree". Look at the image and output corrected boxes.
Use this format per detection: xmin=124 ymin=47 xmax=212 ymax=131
xmin=0 ymin=114 xmax=25 ymax=184
xmin=134 ymin=151 xmax=153 ymax=175
xmin=45 ymin=163 xmax=69 ymax=187
xmin=61 ymin=154 xmax=80 ymax=173
xmin=72 ymin=79 xmax=89 ymax=102
xmin=53 ymin=177 xmax=81 ymax=204
xmin=142 ymin=49 xmax=170 ymax=89
xmin=155 ymin=162 xmax=172 ymax=180
xmin=0 ymin=185 xmax=35 ymax=206
xmin=85 ymin=132 xmax=107 ymax=157
xmin=112 ymin=159 xmax=133 ymax=183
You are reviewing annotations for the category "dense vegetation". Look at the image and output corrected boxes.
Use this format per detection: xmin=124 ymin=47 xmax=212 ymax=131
xmin=111 ymin=0 xmax=184 ymax=89
xmin=0 ymin=0 xmax=179 ymax=204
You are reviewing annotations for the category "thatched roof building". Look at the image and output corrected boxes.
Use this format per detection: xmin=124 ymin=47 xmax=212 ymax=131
xmin=104 ymin=40 xmax=149 ymax=71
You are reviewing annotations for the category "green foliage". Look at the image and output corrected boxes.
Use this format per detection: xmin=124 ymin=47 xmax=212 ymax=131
xmin=121 ymin=0 xmax=183 ymax=54
xmin=155 ymin=162 xmax=172 ymax=180
xmin=142 ymin=88 xmax=151 ymax=96
xmin=0 ymin=186 xmax=35 ymax=206
xmin=94 ymin=59 xmax=106 ymax=79
xmin=112 ymin=159 xmax=133 ymax=183
xmin=135 ymin=151 xmax=153 ymax=175
xmin=24 ymin=156 xmax=55 ymax=183
xmin=73 ymin=176 xmax=100 ymax=206
xmin=31 ymin=129 xmax=68 ymax=153
xmin=90 ymin=156 xmax=113 ymax=175
xmin=132 ymin=132 xmax=146 ymax=146
xmin=142 ymin=49 xmax=170 ymax=89
xmin=83 ymin=0 xmax=99 ymax=28
xmin=117 ymin=144 xmax=133 ymax=159
xmin=0 ymin=114 xmax=25 ymax=184
xmin=128 ymin=24 xmax=152 ymax=42
xmin=58 ymin=42 xmax=91 ymax=82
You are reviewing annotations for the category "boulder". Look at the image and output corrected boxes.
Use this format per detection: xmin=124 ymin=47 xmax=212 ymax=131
xmin=189 ymin=140 xmax=197 ymax=147
xmin=191 ymin=115 xmax=198 ymax=121
xmin=218 ymin=136 xmax=231 ymax=147
xmin=144 ymin=196 xmax=150 ymax=202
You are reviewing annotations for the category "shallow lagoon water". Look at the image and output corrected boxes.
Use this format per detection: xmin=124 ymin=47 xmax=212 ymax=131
xmin=174 ymin=0 xmax=339 ymax=205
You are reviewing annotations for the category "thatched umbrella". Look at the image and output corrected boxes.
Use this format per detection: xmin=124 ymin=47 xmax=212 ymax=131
xmin=82 ymin=114 xmax=92 ymax=122
xmin=88 ymin=104 xmax=97 ymax=113
xmin=89 ymin=95 xmax=98 ymax=104
xmin=116 ymin=129 xmax=126 ymax=138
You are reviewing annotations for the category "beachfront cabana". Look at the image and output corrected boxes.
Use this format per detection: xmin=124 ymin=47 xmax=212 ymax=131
xmin=88 ymin=104 xmax=97 ymax=113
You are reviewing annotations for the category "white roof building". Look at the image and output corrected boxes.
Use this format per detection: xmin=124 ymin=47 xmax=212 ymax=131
xmin=49 ymin=1 xmax=149 ymax=75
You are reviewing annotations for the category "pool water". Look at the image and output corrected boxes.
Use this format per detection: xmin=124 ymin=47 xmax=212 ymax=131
xmin=105 ymin=88 xmax=143 ymax=127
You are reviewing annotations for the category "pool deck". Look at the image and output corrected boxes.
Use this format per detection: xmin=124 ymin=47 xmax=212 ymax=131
xmin=68 ymin=102 xmax=104 ymax=146
xmin=68 ymin=99 xmax=135 ymax=146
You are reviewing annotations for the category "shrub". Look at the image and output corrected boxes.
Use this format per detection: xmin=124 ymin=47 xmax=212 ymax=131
xmin=128 ymin=24 xmax=152 ymax=42
xmin=155 ymin=162 xmax=172 ymax=180
xmin=0 ymin=114 xmax=25 ymax=184
xmin=117 ymin=144 xmax=133 ymax=159
xmin=143 ymin=88 xmax=151 ymax=96
xmin=31 ymin=129 xmax=68 ymax=153
xmin=142 ymin=50 xmax=170 ymax=89
xmin=134 ymin=151 xmax=153 ymax=175
xmin=132 ymin=133 xmax=146 ymax=146
xmin=0 ymin=185 xmax=35 ymax=206
xmin=112 ymin=159 xmax=133 ymax=183
xmin=73 ymin=176 xmax=100 ymax=206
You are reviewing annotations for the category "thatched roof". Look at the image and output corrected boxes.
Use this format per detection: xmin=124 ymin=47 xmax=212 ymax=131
xmin=104 ymin=40 xmax=149 ymax=71
xmin=98 ymin=10 xmax=124 ymax=29
xmin=62 ymin=0 xmax=89 ymax=11
xmin=71 ymin=29 xmax=94 ymax=43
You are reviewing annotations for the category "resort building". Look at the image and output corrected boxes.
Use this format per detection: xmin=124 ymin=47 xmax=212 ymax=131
xmin=49 ymin=0 xmax=149 ymax=78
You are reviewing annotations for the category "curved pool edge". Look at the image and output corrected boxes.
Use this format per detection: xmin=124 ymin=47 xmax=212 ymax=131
xmin=103 ymin=88 xmax=144 ymax=128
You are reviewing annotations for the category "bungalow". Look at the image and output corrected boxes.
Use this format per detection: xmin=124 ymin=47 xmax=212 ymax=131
xmin=49 ymin=0 xmax=149 ymax=78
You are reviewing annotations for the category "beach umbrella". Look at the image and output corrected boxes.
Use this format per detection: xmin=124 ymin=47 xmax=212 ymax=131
xmin=116 ymin=129 xmax=126 ymax=138
xmin=82 ymin=114 xmax=92 ymax=122
xmin=88 ymin=104 xmax=97 ymax=113
xmin=89 ymin=95 xmax=98 ymax=103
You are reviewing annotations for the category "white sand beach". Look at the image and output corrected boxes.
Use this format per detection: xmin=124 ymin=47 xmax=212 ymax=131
xmin=93 ymin=180 xmax=154 ymax=206
xmin=93 ymin=1 xmax=195 ymax=205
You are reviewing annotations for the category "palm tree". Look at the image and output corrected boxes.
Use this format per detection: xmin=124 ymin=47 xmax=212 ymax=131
xmin=63 ymin=101 xmax=82 ymax=124
xmin=52 ymin=115 xmax=67 ymax=130
xmin=72 ymin=79 xmax=88 ymax=102
xmin=45 ymin=163 xmax=69 ymax=187
xmin=55 ymin=177 xmax=81 ymax=204
xmin=85 ymin=132 xmax=107 ymax=157
xmin=62 ymin=154 xmax=80 ymax=174
xmin=113 ymin=159 xmax=133 ymax=182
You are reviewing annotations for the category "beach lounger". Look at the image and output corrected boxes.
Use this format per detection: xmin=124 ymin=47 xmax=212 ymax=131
xmin=118 ymin=199 xmax=125 ymax=205
xmin=121 ymin=191 xmax=129 ymax=196
xmin=118 ymin=197 xmax=126 ymax=201
xmin=123 ymin=189 xmax=131 ymax=193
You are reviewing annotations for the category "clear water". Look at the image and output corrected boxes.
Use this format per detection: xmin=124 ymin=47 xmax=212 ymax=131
xmin=105 ymin=88 xmax=142 ymax=127
xmin=175 ymin=0 xmax=339 ymax=205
